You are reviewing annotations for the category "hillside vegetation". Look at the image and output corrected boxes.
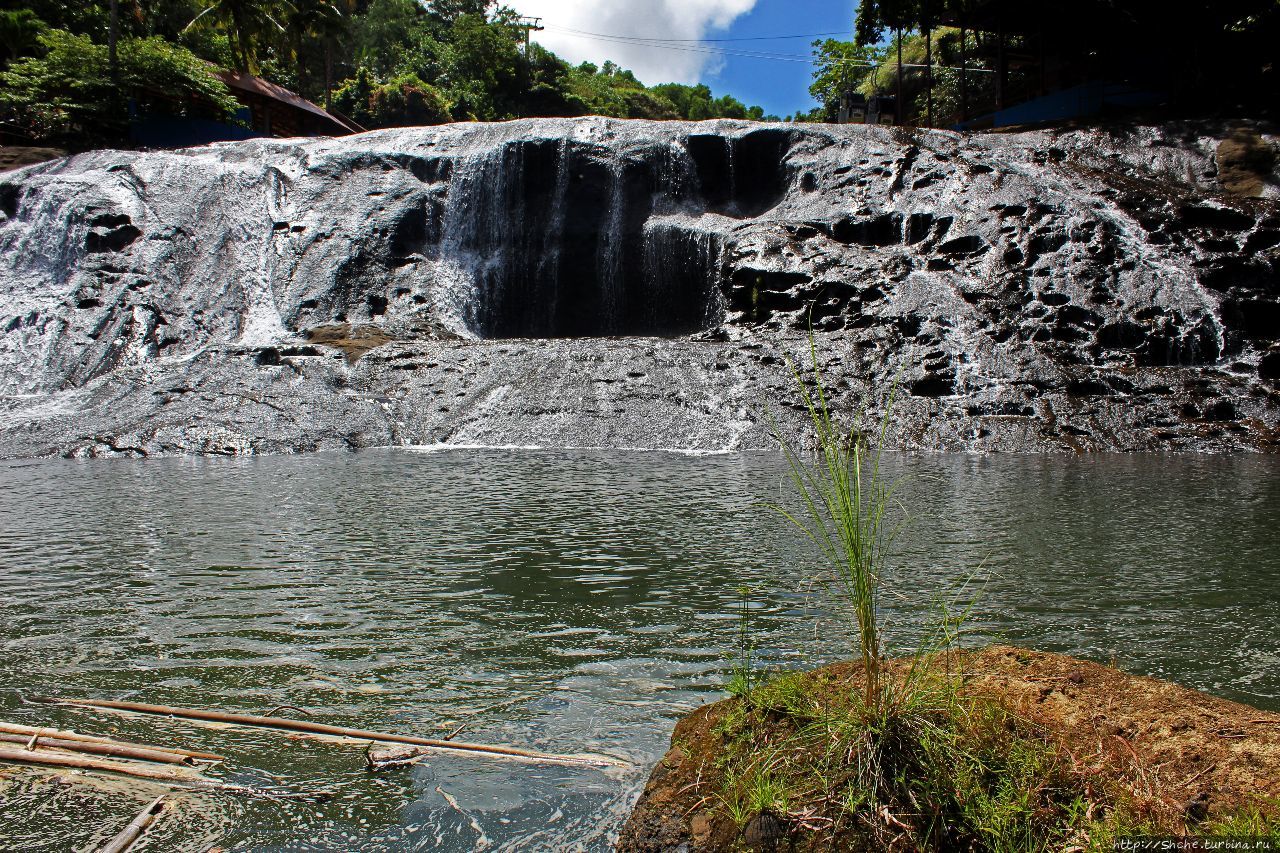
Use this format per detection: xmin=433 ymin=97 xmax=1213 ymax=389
xmin=0 ymin=0 xmax=778 ymax=150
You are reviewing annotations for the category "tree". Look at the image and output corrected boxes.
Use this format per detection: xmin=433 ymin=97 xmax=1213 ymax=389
xmin=519 ymin=44 xmax=588 ymax=117
xmin=351 ymin=0 xmax=416 ymax=78
xmin=809 ymin=38 xmax=882 ymax=121
xmin=331 ymin=63 xmax=375 ymax=124
xmin=283 ymin=0 xmax=347 ymax=100
xmin=183 ymin=0 xmax=286 ymax=72
xmin=366 ymin=72 xmax=451 ymax=125
xmin=439 ymin=11 xmax=519 ymax=119
xmin=3 ymin=0 xmax=779 ymax=145
xmin=618 ymin=88 xmax=680 ymax=120
xmin=428 ymin=0 xmax=492 ymax=24
xmin=0 ymin=9 xmax=47 ymax=67
xmin=648 ymin=82 xmax=773 ymax=121
xmin=856 ymin=27 xmax=991 ymax=126
xmin=0 ymin=29 xmax=238 ymax=147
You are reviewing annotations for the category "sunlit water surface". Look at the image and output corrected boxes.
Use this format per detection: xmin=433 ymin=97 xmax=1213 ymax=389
xmin=0 ymin=449 xmax=1276 ymax=851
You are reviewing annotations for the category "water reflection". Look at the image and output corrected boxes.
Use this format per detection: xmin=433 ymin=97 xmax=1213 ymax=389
xmin=0 ymin=449 xmax=1275 ymax=851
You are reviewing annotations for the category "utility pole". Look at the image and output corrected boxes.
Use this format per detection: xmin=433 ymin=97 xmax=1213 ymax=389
xmin=515 ymin=16 xmax=543 ymax=53
xmin=109 ymin=0 xmax=119 ymax=84
xmin=895 ymin=25 xmax=903 ymax=126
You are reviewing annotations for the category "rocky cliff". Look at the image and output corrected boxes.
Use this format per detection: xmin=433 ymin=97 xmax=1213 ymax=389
xmin=0 ymin=118 xmax=1276 ymax=457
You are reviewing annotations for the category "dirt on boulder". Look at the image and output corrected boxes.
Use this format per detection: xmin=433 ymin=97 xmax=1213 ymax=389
xmin=304 ymin=323 xmax=394 ymax=362
xmin=0 ymin=147 xmax=66 ymax=173
xmin=1215 ymin=128 xmax=1277 ymax=197
xmin=618 ymin=645 xmax=1280 ymax=852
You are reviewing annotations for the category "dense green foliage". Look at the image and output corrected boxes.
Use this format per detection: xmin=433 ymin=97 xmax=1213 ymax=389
xmin=0 ymin=29 xmax=240 ymax=148
xmin=858 ymin=28 xmax=993 ymax=125
xmin=0 ymin=0 xmax=775 ymax=149
xmin=333 ymin=68 xmax=451 ymax=127
xmin=714 ymin=668 xmax=1096 ymax=851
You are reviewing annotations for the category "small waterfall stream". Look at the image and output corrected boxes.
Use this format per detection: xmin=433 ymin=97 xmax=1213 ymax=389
xmin=430 ymin=136 xmax=735 ymax=339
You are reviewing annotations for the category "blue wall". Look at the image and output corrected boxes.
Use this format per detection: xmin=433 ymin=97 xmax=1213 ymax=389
xmin=958 ymin=82 xmax=1166 ymax=130
xmin=130 ymin=107 xmax=260 ymax=148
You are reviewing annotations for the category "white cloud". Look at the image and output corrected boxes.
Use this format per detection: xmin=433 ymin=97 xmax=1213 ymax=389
xmin=506 ymin=0 xmax=758 ymax=85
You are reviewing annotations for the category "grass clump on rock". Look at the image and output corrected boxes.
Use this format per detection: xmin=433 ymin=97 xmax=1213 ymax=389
xmin=710 ymin=661 xmax=1093 ymax=851
xmin=620 ymin=649 xmax=1280 ymax=852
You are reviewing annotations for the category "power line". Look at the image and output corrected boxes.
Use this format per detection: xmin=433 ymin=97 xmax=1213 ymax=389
xmin=542 ymin=27 xmax=814 ymax=62
xmin=543 ymin=25 xmax=849 ymax=43
xmin=540 ymin=25 xmax=995 ymax=73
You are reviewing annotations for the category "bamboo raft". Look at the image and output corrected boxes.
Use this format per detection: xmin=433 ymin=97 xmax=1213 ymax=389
xmin=39 ymin=696 xmax=623 ymax=767
xmin=1 ymin=697 xmax=621 ymax=849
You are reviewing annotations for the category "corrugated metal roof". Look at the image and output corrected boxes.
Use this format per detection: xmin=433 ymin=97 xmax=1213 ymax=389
xmin=217 ymin=71 xmax=365 ymax=135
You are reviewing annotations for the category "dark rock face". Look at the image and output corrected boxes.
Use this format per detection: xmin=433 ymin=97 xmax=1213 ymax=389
xmin=0 ymin=118 xmax=1276 ymax=458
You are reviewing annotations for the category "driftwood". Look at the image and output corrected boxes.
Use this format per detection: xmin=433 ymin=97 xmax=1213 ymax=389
xmin=47 ymin=697 xmax=622 ymax=768
xmin=0 ymin=721 xmax=224 ymax=762
xmin=0 ymin=732 xmax=192 ymax=765
xmin=0 ymin=744 xmax=330 ymax=802
xmin=437 ymin=785 xmax=491 ymax=848
xmin=0 ymin=745 xmax=205 ymax=785
xmin=96 ymin=796 xmax=166 ymax=853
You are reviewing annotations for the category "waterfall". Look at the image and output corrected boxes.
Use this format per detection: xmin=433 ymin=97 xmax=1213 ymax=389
xmin=540 ymin=138 xmax=571 ymax=333
xmin=596 ymin=159 xmax=626 ymax=334
xmin=430 ymin=136 xmax=722 ymax=340
xmin=642 ymin=216 xmax=727 ymax=333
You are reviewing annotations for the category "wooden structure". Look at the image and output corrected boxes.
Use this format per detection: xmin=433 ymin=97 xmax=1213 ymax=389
xmin=217 ymin=71 xmax=363 ymax=138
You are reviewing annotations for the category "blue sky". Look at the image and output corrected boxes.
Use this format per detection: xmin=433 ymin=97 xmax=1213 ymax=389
xmin=508 ymin=1 xmax=860 ymax=119
xmin=701 ymin=0 xmax=859 ymax=117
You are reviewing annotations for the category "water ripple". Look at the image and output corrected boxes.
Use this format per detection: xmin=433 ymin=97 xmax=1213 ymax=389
xmin=0 ymin=449 xmax=1276 ymax=850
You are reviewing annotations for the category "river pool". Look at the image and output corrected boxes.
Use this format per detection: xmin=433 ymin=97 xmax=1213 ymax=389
xmin=0 ymin=449 xmax=1276 ymax=851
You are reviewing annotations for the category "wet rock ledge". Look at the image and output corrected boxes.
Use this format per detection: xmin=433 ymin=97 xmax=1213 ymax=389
xmin=618 ymin=646 xmax=1280 ymax=852
xmin=1 ymin=119 xmax=1278 ymax=457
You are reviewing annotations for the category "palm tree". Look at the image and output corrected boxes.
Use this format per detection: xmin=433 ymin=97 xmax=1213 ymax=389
xmin=284 ymin=0 xmax=349 ymax=99
xmin=184 ymin=0 xmax=288 ymax=73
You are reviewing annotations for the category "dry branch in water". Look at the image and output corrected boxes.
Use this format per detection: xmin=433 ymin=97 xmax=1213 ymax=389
xmin=0 ymin=745 xmax=206 ymax=785
xmin=96 ymin=796 xmax=167 ymax=853
xmin=46 ymin=697 xmax=622 ymax=768
xmin=0 ymin=721 xmax=224 ymax=761
xmin=0 ymin=732 xmax=193 ymax=765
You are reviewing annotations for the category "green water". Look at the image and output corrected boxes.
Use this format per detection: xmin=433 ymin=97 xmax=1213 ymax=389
xmin=0 ymin=449 xmax=1276 ymax=851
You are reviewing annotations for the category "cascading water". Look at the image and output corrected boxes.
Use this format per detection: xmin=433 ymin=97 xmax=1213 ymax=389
xmin=429 ymin=135 xmax=726 ymax=339
xmin=642 ymin=216 xmax=728 ymax=332
xmin=0 ymin=117 xmax=1274 ymax=458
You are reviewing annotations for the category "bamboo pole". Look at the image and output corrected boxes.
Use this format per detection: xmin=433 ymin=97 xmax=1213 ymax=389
xmin=0 ymin=732 xmax=192 ymax=765
xmin=97 ymin=796 xmax=166 ymax=853
xmin=49 ymin=698 xmax=622 ymax=768
xmin=0 ymin=743 xmax=331 ymax=802
xmin=0 ymin=722 xmax=224 ymax=762
xmin=0 ymin=746 xmax=205 ymax=785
